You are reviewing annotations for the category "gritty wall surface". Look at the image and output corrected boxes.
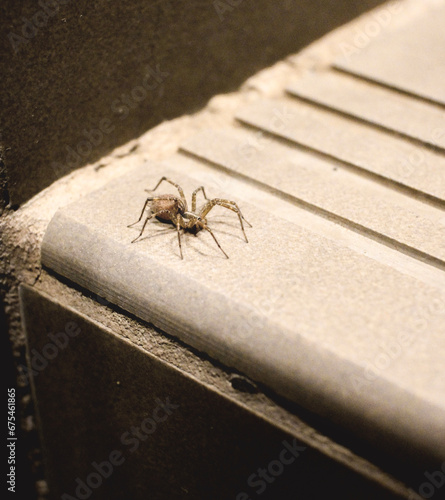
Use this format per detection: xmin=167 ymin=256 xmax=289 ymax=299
xmin=1 ymin=1 xmax=441 ymax=497
xmin=20 ymin=279 xmax=415 ymax=499
xmin=0 ymin=0 xmax=386 ymax=206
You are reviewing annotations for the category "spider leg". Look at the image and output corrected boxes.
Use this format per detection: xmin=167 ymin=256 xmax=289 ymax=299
xmin=226 ymin=201 xmax=252 ymax=228
xmin=127 ymin=197 xmax=152 ymax=228
xmin=145 ymin=176 xmax=188 ymax=210
xmin=175 ymin=215 xmax=184 ymax=260
xmin=191 ymin=186 xmax=209 ymax=212
xmin=130 ymin=209 xmax=174 ymax=243
xmin=204 ymin=226 xmax=229 ymax=259
xmin=200 ymin=199 xmax=251 ymax=242
xmin=127 ymin=196 xmax=176 ymax=227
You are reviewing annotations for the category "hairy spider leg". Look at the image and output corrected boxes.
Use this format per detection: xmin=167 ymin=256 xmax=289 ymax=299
xmin=175 ymin=215 xmax=184 ymax=260
xmin=178 ymin=212 xmax=229 ymax=259
xmin=127 ymin=197 xmax=152 ymax=228
xmin=191 ymin=186 xmax=209 ymax=212
xmin=131 ymin=208 xmax=176 ymax=243
xmin=127 ymin=195 xmax=179 ymax=228
xmin=203 ymin=225 xmax=229 ymax=259
xmin=199 ymin=199 xmax=251 ymax=242
xmin=145 ymin=177 xmax=188 ymax=211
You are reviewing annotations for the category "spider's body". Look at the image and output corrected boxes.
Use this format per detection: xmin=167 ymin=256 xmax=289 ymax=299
xmin=152 ymin=195 xmax=206 ymax=234
xmin=128 ymin=177 xmax=251 ymax=259
xmin=151 ymin=194 xmax=185 ymax=222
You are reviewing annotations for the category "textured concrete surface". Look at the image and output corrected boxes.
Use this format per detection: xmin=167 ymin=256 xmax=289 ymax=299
xmin=334 ymin=1 xmax=445 ymax=105
xmin=1 ymin=0 xmax=387 ymax=206
xmin=21 ymin=283 xmax=412 ymax=499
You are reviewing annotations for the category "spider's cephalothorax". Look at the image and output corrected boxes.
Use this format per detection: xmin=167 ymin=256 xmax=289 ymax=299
xmin=128 ymin=176 xmax=251 ymax=259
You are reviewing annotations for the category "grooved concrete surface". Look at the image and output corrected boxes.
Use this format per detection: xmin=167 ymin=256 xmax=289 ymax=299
xmin=40 ymin=0 xmax=445 ymax=478
xmin=181 ymin=128 xmax=445 ymax=265
xmin=235 ymin=99 xmax=445 ymax=203
xmin=286 ymin=71 xmax=445 ymax=150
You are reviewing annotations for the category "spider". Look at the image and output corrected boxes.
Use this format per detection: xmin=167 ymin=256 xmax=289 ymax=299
xmin=128 ymin=176 xmax=251 ymax=259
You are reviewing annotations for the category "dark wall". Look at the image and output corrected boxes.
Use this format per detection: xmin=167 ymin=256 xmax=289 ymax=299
xmin=1 ymin=0 xmax=385 ymax=206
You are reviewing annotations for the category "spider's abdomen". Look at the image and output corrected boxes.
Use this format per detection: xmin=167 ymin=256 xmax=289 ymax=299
xmin=152 ymin=194 xmax=185 ymax=221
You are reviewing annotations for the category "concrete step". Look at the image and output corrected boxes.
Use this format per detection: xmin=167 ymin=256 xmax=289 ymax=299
xmin=38 ymin=1 xmax=445 ymax=495
xmin=41 ymin=154 xmax=445 ymax=465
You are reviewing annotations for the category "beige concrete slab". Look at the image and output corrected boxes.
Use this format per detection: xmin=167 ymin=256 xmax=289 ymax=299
xmin=180 ymin=128 xmax=445 ymax=267
xmin=334 ymin=5 xmax=445 ymax=106
xmin=286 ymin=70 xmax=445 ymax=150
xmin=41 ymin=159 xmax=445 ymax=463
xmin=236 ymin=98 xmax=445 ymax=204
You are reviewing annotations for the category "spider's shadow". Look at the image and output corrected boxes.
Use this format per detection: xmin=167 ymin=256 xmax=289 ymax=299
xmin=200 ymin=216 xmax=248 ymax=243
xmin=129 ymin=223 xmax=173 ymax=242
xmin=128 ymin=217 xmax=245 ymax=258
